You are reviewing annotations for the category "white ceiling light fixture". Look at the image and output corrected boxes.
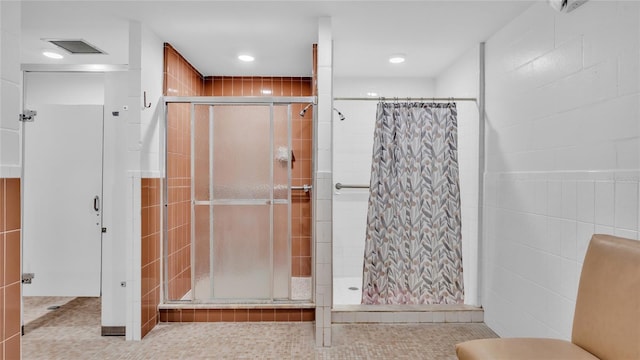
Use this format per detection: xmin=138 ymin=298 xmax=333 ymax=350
xmin=261 ymin=89 xmax=272 ymax=95
xmin=42 ymin=51 xmax=63 ymax=59
xmin=389 ymin=54 xmax=405 ymax=64
xmin=238 ymin=54 xmax=255 ymax=62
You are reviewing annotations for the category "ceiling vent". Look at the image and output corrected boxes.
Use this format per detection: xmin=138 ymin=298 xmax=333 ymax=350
xmin=45 ymin=39 xmax=106 ymax=55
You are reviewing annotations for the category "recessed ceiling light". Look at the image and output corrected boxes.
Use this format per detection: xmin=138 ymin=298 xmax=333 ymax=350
xmin=261 ymin=89 xmax=272 ymax=95
xmin=389 ymin=55 xmax=405 ymax=64
xmin=366 ymin=92 xmax=378 ymax=97
xmin=238 ymin=54 xmax=255 ymax=62
xmin=43 ymin=51 xmax=63 ymax=59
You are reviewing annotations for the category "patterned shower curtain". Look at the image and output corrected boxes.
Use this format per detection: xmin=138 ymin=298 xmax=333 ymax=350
xmin=361 ymin=102 xmax=464 ymax=305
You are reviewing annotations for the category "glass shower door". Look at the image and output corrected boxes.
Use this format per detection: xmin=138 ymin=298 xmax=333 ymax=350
xmin=212 ymin=104 xmax=272 ymax=300
xmin=273 ymin=104 xmax=292 ymax=300
xmin=191 ymin=103 xmax=291 ymax=302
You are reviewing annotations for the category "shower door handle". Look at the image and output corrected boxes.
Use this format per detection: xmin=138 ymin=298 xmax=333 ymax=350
xmin=93 ymin=195 xmax=100 ymax=212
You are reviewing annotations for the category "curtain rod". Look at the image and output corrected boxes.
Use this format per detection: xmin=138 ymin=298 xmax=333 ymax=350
xmin=333 ymin=97 xmax=477 ymax=102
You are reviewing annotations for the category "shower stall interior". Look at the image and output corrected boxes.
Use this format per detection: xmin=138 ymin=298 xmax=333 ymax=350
xmin=163 ymin=96 xmax=315 ymax=304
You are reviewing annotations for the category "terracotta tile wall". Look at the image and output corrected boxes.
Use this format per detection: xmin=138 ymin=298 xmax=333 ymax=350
xmin=159 ymin=308 xmax=315 ymax=323
xmin=141 ymin=178 xmax=161 ymax=338
xmin=0 ymin=178 xmax=21 ymax=359
xmin=203 ymin=76 xmax=313 ymax=277
xmin=157 ymin=44 xmax=315 ymax=323
xmin=164 ymin=43 xmax=205 ymax=97
xmin=164 ymin=43 xmax=205 ymax=300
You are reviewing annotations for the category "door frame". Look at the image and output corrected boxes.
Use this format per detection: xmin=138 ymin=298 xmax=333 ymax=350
xmin=20 ymin=68 xmax=119 ymax=334
xmin=162 ymin=96 xmax=315 ymax=304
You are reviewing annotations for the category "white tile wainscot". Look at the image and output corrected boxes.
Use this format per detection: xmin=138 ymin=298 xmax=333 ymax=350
xmin=483 ymin=170 xmax=640 ymax=339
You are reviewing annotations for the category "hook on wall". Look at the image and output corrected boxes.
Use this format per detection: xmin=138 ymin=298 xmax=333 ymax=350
xmin=143 ymin=91 xmax=151 ymax=109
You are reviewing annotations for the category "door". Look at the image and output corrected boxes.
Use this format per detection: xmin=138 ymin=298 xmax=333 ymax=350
xmin=190 ymin=103 xmax=291 ymax=301
xmin=211 ymin=105 xmax=272 ymax=300
xmin=23 ymin=105 xmax=103 ymax=296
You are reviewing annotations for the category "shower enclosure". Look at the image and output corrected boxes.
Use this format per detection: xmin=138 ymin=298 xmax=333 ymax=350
xmin=163 ymin=96 xmax=315 ymax=303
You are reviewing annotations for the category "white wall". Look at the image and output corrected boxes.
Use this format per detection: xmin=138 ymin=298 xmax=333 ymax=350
xmin=332 ymin=77 xmax=435 ymax=283
xmin=24 ymin=72 xmax=104 ymax=106
xmin=124 ymin=20 xmax=165 ymax=341
xmin=102 ymin=71 xmax=130 ymax=329
xmin=140 ymin=26 xmax=164 ymax=176
xmin=435 ymin=45 xmax=480 ymax=306
xmin=0 ymin=0 xmax=21 ymax=177
xmin=483 ymin=1 xmax=640 ymax=339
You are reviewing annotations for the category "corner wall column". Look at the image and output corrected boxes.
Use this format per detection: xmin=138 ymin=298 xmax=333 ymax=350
xmin=125 ymin=20 xmax=143 ymax=341
xmin=314 ymin=16 xmax=333 ymax=348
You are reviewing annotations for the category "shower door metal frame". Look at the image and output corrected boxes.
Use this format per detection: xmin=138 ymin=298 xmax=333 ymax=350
xmin=162 ymin=96 xmax=316 ymax=304
xmin=194 ymin=102 xmax=279 ymax=302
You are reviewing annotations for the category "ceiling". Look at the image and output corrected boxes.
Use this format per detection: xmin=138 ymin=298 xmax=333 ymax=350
xmin=21 ymin=1 xmax=534 ymax=78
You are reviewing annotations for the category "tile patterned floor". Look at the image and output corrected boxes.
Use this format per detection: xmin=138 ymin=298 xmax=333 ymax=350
xmin=23 ymin=297 xmax=498 ymax=359
xmin=23 ymin=296 xmax=75 ymax=326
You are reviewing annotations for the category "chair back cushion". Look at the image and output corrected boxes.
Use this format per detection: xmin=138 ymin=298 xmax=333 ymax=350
xmin=571 ymin=234 xmax=640 ymax=359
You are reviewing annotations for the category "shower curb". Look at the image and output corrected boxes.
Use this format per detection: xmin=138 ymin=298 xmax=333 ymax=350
xmin=332 ymin=305 xmax=484 ymax=324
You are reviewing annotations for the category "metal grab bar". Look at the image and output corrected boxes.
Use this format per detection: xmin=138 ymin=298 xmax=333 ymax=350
xmin=291 ymin=184 xmax=313 ymax=193
xmin=335 ymin=183 xmax=370 ymax=190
